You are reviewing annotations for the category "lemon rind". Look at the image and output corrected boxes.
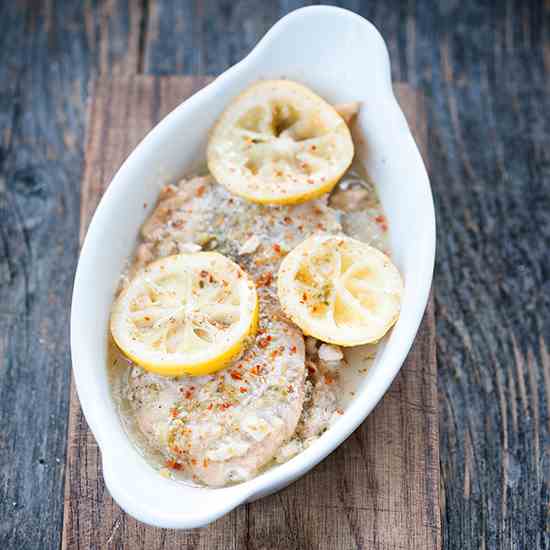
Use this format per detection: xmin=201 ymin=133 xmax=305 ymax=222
xmin=110 ymin=253 xmax=259 ymax=376
xmin=207 ymin=79 xmax=354 ymax=205
xmin=277 ymin=234 xmax=403 ymax=346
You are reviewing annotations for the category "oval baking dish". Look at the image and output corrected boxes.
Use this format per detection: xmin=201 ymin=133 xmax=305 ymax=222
xmin=70 ymin=6 xmax=435 ymax=528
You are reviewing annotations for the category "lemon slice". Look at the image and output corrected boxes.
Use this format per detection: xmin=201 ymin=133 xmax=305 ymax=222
xmin=110 ymin=253 xmax=258 ymax=376
xmin=277 ymin=234 xmax=403 ymax=346
xmin=207 ymin=80 xmax=354 ymax=205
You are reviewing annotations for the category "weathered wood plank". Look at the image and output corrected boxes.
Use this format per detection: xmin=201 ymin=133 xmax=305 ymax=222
xmin=143 ymin=1 xmax=282 ymax=75
xmin=62 ymin=74 xmax=438 ymax=550
xmin=0 ymin=1 xmax=143 ymax=548
xmin=142 ymin=1 xmax=408 ymax=82
xmin=424 ymin=3 xmax=550 ymax=548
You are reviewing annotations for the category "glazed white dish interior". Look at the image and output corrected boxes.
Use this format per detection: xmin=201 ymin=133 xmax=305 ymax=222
xmin=71 ymin=6 xmax=435 ymax=529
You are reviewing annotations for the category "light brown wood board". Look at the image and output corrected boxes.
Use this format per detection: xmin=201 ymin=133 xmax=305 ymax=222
xmin=62 ymin=76 xmax=440 ymax=550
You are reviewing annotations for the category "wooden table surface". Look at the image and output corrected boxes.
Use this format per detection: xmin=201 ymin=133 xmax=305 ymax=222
xmin=62 ymin=76 xmax=438 ymax=550
xmin=60 ymin=76 xmax=438 ymax=550
xmin=0 ymin=1 xmax=548 ymax=549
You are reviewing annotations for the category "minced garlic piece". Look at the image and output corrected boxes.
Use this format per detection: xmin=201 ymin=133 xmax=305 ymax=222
xmin=178 ymin=242 xmax=202 ymax=253
xmin=318 ymin=343 xmax=344 ymax=362
xmin=334 ymin=102 xmax=360 ymax=125
xmin=239 ymin=235 xmax=261 ymax=255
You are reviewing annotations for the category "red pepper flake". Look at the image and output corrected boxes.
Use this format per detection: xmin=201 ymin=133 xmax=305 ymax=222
xmin=255 ymin=272 xmax=273 ymax=287
xmin=230 ymin=370 xmax=243 ymax=381
xmin=273 ymin=244 xmax=281 ymax=254
xmin=307 ymin=365 xmax=316 ymax=375
xmin=196 ymin=185 xmax=206 ymax=197
xmin=302 ymin=292 xmax=308 ymax=301
xmin=171 ymin=220 xmax=184 ymax=229
xmin=283 ymin=216 xmax=292 ymax=225
xmin=184 ymin=389 xmax=193 ymax=399
xmin=258 ymin=335 xmax=272 ymax=348
xmin=165 ymin=459 xmax=182 ymax=470
xmin=324 ymin=374 xmax=334 ymax=385
xmin=218 ymin=403 xmax=232 ymax=411
xmin=191 ymin=458 xmax=197 ymax=465
xmin=290 ymin=345 xmax=297 ymax=354
xmin=170 ymin=407 xmax=179 ymax=418
xmin=336 ymin=408 xmax=344 ymax=415
xmin=381 ymin=223 xmax=388 ymax=232
xmin=239 ymin=387 xmax=248 ymax=393
xmin=287 ymin=384 xmax=294 ymax=393
xmin=250 ymin=364 xmax=262 ymax=376
xmin=375 ymin=215 xmax=385 ymax=224
xmin=207 ymin=403 xmax=213 ymax=411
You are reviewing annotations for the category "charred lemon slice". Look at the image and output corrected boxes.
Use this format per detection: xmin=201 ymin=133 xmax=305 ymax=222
xmin=111 ymin=253 xmax=258 ymax=376
xmin=207 ymin=80 xmax=354 ymax=205
xmin=277 ymin=234 xmax=403 ymax=346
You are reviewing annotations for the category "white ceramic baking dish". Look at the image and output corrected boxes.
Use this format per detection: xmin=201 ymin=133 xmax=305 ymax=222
xmin=70 ymin=6 xmax=435 ymax=528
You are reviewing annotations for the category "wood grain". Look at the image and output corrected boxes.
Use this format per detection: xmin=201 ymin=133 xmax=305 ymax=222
xmin=2 ymin=2 xmax=548 ymax=549
xmin=0 ymin=2 xmax=143 ymax=548
xmin=61 ymin=75 xmax=438 ymax=550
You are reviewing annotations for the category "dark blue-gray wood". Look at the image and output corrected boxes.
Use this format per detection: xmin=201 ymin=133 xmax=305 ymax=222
xmin=0 ymin=1 xmax=142 ymax=549
xmin=0 ymin=1 xmax=548 ymax=549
